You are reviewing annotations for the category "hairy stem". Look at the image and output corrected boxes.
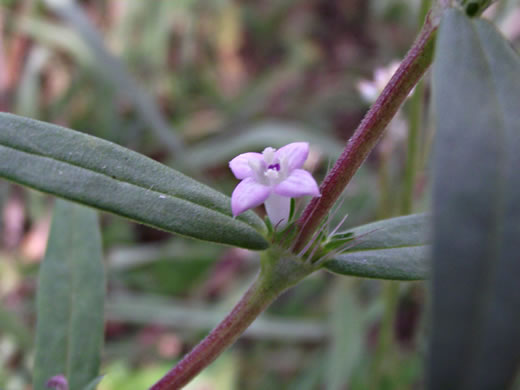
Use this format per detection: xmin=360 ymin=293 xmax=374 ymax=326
xmin=293 ymin=11 xmax=438 ymax=252
xmin=149 ymin=251 xmax=315 ymax=390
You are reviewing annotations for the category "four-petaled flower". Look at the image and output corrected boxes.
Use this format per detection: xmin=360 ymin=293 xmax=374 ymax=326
xmin=229 ymin=142 xmax=320 ymax=227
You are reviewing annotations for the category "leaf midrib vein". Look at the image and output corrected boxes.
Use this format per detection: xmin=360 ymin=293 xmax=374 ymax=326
xmin=0 ymin=142 xmax=255 ymax=229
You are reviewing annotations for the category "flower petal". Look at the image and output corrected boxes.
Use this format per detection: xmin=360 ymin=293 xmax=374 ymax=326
xmin=231 ymin=177 xmax=270 ymax=216
xmin=229 ymin=152 xmax=264 ymax=180
xmin=274 ymin=169 xmax=320 ymax=198
xmin=264 ymin=193 xmax=291 ymax=228
xmin=275 ymin=142 xmax=309 ymax=170
xmin=357 ymin=80 xmax=378 ymax=103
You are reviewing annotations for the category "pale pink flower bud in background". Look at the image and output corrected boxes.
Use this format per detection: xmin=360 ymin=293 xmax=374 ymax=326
xmin=357 ymin=60 xmax=402 ymax=104
xmin=357 ymin=60 xmax=412 ymax=156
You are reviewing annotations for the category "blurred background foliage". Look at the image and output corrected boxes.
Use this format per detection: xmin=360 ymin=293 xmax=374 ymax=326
xmin=0 ymin=0 xmax=519 ymax=389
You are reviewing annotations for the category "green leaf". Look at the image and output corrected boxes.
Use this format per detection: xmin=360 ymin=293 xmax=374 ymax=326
xmin=33 ymin=200 xmax=105 ymax=390
xmin=288 ymin=358 xmax=324 ymax=390
xmin=429 ymin=10 xmax=520 ymax=390
xmin=82 ymin=375 xmax=104 ymax=390
xmin=16 ymin=15 xmax=91 ymax=65
xmin=0 ymin=301 xmax=33 ymax=351
xmin=106 ymin=293 xmax=327 ymax=342
xmin=0 ymin=113 xmax=268 ymax=250
xmin=326 ymin=280 xmax=364 ymax=390
xmin=182 ymin=121 xmax=344 ymax=170
xmin=322 ymin=214 xmax=430 ymax=280
xmin=43 ymin=0 xmax=184 ymax=154
xmin=322 ymin=232 xmax=354 ymax=251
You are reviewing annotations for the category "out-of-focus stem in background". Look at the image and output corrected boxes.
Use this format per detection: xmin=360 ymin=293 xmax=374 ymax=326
xmin=293 ymin=8 xmax=439 ymax=253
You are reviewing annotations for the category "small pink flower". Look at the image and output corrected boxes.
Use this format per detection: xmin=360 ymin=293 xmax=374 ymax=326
xmin=229 ymin=142 xmax=320 ymax=227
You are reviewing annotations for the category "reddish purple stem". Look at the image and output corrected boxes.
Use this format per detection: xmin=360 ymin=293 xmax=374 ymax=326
xmin=149 ymin=10 xmax=440 ymax=390
xmin=149 ymin=274 xmax=278 ymax=390
xmin=293 ymin=12 xmax=438 ymax=252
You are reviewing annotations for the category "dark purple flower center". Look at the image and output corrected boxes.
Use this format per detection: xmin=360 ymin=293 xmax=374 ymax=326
xmin=267 ymin=163 xmax=280 ymax=171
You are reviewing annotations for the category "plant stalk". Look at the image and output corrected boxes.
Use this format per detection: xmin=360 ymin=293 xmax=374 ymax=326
xmin=149 ymin=251 xmax=315 ymax=390
xmin=293 ymin=10 xmax=438 ymax=253
xmin=149 ymin=276 xmax=276 ymax=390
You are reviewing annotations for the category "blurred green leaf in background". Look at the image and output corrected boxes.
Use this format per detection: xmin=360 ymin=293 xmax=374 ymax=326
xmin=430 ymin=8 xmax=520 ymax=390
xmin=33 ymin=200 xmax=104 ymax=390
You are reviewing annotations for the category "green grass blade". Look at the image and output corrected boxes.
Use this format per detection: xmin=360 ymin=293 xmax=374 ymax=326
xmin=33 ymin=200 xmax=105 ymax=390
xmin=0 ymin=113 xmax=268 ymax=250
xmin=43 ymin=0 xmax=183 ymax=154
xmin=326 ymin=280 xmax=364 ymax=390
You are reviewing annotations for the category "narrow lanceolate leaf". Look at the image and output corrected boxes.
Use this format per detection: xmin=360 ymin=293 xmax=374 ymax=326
xmin=34 ymin=200 xmax=104 ymax=390
xmin=323 ymin=214 xmax=430 ymax=280
xmin=430 ymin=10 xmax=520 ymax=390
xmin=43 ymin=0 xmax=184 ymax=154
xmin=0 ymin=113 xmax=268 ymax=250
